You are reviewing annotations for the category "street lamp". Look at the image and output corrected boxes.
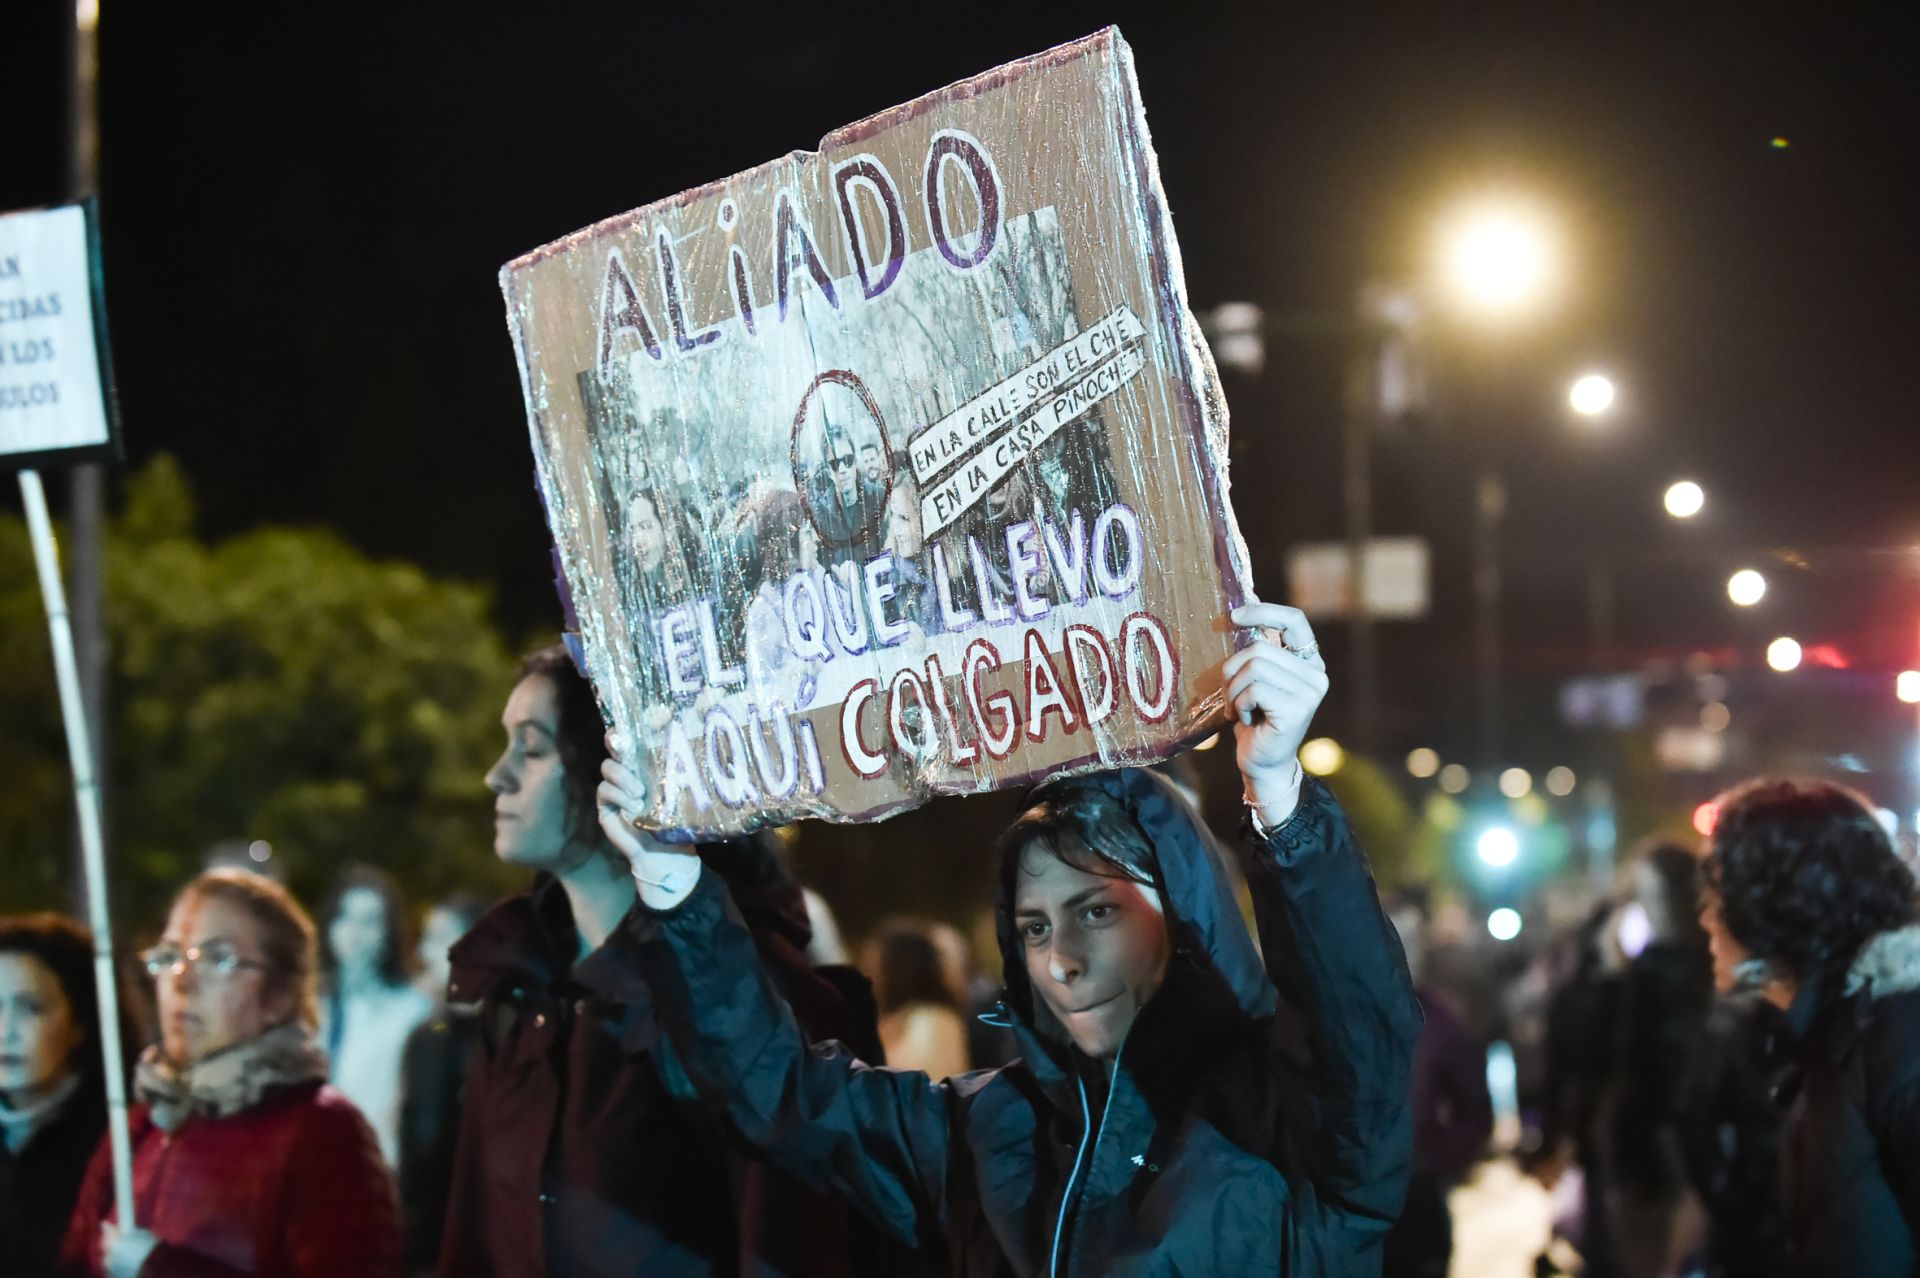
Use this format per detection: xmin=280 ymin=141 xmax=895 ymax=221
xmin=1569 ymin=373 xmax=1616 ymax=417
xmin=1432 ymin=192 xmax=1566 ymax=762
xmin=1438 ymin=199 xmax=1559 ymax=320
xmin=1477 ymin=826 xmax=1520 ymax=867
xmin=1487 ymin=907 xmax=1523 ymax=941
xmin=1300 ymin=737 xmax=1345 ymax=776
xmin=1767 ymin=637 xmax=1803 ymax=672
xmin=1899 ymin=671 xmax=1920 ymax=704
xmin=1664 ymin=481 xmax=1705 ymax=519
xmin=1728 ymin=569 xmax=1768 ymax=607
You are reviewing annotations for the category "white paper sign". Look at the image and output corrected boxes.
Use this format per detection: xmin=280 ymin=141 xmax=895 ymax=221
xmin=0 ymin=204 xmax=112 ymax=463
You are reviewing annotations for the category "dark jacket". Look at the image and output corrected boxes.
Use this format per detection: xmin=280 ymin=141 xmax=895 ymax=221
xmin=60 ymin=1082 xmax=402 ymax=1278
xmin=1407 ymin=985 xmax=1492 ymax=1185
xmin=627 ymin=770 xmax=1420 ymax=1275
xmin=1 ymin=1080 xmax=104 ymax=1278
xmin=1776 ymin=923 xmax=1920 ymax=1277
xmin=438 ymin=846 xmax=887 ymax=1277
xmin=1606 ymin=940 xmax=1714 ymax=1199
xmin=1680 ymin=998 xmax=1791 ymax=1278
xmin=399 ymin=1004 xmax=480 ymax=1269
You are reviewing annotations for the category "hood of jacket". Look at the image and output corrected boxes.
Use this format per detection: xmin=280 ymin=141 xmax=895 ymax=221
xmin=1844 ymin=923 xmax=1920 ymax=1002
xmin=992 ymin=767 xmax=1276 ymax=1096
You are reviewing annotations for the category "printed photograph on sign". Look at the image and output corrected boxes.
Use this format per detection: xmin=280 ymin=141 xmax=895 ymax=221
xmin=503 ymin=28 xmax=1252 ymax=835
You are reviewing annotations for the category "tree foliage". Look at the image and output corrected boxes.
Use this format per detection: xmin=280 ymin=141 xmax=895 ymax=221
xmin=1 ymin=457 xmax=522 ymax=932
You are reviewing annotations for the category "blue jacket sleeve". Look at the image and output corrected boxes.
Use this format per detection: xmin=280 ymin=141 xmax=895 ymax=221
xmin=624 ymin=869 xmax=954 ymax=1252
xmin=1237 ymin=776 xmax=1422 ymax=1232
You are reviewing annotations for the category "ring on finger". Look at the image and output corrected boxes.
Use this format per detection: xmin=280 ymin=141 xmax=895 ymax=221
xmin=1286 ymin=640 xmax=1322 ymax=661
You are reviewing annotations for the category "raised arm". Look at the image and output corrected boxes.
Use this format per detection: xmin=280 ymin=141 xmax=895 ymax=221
xmin=1222 ymin=603 xmax=1421 ymax=1231
xmin=599 ymin=760 xmax=955 ymax=1253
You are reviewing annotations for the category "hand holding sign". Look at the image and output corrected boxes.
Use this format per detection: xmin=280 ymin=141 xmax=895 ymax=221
xmin=1225 ymin=601 xmax=1328 ymax=821
xmin=598 ymin=751 xmax=702 ymax=905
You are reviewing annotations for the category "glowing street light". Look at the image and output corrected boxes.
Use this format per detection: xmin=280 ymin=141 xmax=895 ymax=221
xmin=1544 ymin=766 xmax=1577 ymax=797
xmin=1767 ymin=637 xmax=1803 ymax=672
xmin=1727 ymin=569 xmax=1767 ymax=607
xmin=1438 ymin=764 xmax=1472 ymax=794
xmin=1477 ymin=826 xmax=1520 ymax=867
xmin=1498 ymin=767 xmax=1533 ymax=798
xmin=1406 ymin=747 xmax=1441 ymax=779
xmin=1300 ymin=737 xmax=1346 ymax=776
xmin=1437 ymin=198 xmax=1558 ymax=319
xmin=1897 ymin=671 xmax=1920 ymax=704
xmin=1487 ymin=908 xmax=1523 ymax=941
xmin=1569 ymin=373 xmax=1616 ymax=417
xmin=1664 ymin=481 xmax=1705 ymax=519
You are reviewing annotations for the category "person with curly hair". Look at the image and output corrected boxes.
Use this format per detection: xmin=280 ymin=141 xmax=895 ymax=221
xmin=1699 ymin=777 xmax=1920 ymax=1276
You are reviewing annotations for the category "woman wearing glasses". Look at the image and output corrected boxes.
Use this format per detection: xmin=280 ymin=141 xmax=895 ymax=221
xmin=61 ymin=869 xmax=402 ymax=1278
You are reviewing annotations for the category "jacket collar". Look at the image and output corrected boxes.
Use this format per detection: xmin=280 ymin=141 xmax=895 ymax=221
xmin=446 ymin=875 xmax=577 ymax=1006
xmin=1844 ymin=924 xmax=1920 ymax=1001
xmin=450 ymin=838 xmax=817 ymax=1010
xmin=1783 ymin=923 xmax=1920 ymax=1065
xmin=133 ymin=1021 xmax=328 ymax=1131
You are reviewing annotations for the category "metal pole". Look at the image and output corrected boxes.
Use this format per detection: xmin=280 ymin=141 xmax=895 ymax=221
xmin=1343 ymin=321 xmax=1378 ymax=754
xmin=20 ymin=468 xmax=137 ymax=1233
xmin=1474 ymin=472 xmax=1505 ymax=761
xmin=1586 ymin=557 xmax=1615 ymax=671
xmin=68 ymin=0 xmax=109 ymax=916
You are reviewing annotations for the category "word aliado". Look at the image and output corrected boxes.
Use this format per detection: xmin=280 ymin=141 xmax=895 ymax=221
xmin=594 ymin=130 xmax=1005 ymax=372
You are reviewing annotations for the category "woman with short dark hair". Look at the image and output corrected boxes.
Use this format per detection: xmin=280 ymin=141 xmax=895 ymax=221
xmin=61 ymin=869 xmax=402 ymax=1277
xmin=0 ymin=913 xmax=134 ymax=1278
xmin=1699 ymin=777 xmax=1920 ymax=1276
xmin=599 ymin=602 xmax=1420 ymax=1274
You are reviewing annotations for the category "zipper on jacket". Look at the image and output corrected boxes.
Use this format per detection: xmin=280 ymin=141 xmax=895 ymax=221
xmin=1049 ymin=1043 xmax=1124 ymax=1278
xmin=1048 ymin=1075 xmax=1092 ymax=1278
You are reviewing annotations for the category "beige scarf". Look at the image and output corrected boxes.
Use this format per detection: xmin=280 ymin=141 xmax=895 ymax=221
xmin=134 ymin=1021 xmax=328 ymax=1132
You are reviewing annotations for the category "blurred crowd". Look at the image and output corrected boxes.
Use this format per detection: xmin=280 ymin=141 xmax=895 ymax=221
xmin=2 ymin=640 xmax=1916 ymax=1277
xmin=1377 ymin=785 xmax=1920 ymax=1278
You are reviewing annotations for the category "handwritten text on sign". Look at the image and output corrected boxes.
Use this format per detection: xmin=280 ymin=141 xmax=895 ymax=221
xmin=909 ymin=306 xmax=1146 ymax=535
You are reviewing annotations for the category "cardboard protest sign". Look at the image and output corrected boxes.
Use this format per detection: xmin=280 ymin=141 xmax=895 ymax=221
xmin=0 ymin=202 xmax=118 ymax=469
xmin=502 ymin=27 xmax=1253 ymax=836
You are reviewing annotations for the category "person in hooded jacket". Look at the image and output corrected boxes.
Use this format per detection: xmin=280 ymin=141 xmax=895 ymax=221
xmin=598 ymin=601 xmax=1421 ymax=1275
xmin=437 ymin=644 xmax=897 ymax=1277
xmin=1699 ymin=776 xmax=1920 ymax=1277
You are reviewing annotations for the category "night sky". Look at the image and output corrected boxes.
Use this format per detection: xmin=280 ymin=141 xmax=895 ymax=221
xmin=12 ymin=2 xmax=1920 ymax=775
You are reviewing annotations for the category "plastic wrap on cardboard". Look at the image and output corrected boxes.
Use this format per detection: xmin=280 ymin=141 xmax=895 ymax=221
xmin=501 ymin=27 xmax=1253 ymax=836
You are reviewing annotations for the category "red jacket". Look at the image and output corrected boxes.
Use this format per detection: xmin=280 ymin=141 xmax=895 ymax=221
xmin=59 ymin=1081 xmax=402 ymax=1278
